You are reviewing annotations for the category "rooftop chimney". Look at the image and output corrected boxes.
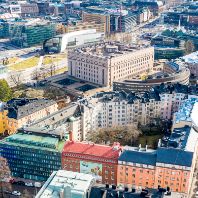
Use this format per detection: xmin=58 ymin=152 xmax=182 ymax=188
xmin=138 ymin=144 xmax=141 ymax=151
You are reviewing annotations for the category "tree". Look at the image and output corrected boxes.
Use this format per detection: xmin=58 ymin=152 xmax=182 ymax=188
xmin=0 ymin=79 xmax=12 ymax=102
xmin=87 ymin=125 xmax=142 ymax=146
xmin=8 ymin=71 xmax=22 ymax=87
xmin=0 ymin=157 xmax=11 ymax=197
xmin=184 ymin=40 xmax=195 ymax=54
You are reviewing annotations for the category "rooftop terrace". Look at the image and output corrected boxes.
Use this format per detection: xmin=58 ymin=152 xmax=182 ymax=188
xmin=73 ymin=41 xmax=152 ymax=58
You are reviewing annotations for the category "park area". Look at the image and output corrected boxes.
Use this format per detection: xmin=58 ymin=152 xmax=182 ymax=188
xmin=87 ymin=120 xmax=170 ymax=149
xmin=8 ymin=54 xmax=66 ymax=71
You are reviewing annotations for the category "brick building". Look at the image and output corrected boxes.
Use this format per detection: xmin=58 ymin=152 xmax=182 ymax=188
xmin=117 ymin=121 xmax=198 ymax=194
xmin=62 ymin=141 xmax=122 ymax=185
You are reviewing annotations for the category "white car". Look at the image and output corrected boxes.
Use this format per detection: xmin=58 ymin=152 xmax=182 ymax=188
xmin=25 ymin=182 xmax=34 ymax=187
xmin=34 ymin=182 xmax=42 ymax=188
xmin=12 ymin=191 xmax=21 ymax=196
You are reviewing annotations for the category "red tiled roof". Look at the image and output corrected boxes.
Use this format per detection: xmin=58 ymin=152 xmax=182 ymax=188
xmin=62 ymin=141 xmax=122 ymax=160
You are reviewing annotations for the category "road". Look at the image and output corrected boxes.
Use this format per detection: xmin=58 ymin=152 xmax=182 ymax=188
xmin=1 ymin=182 xmax=40 ymax=198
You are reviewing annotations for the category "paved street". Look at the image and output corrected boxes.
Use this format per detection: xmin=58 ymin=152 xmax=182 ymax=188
xmin=1 ymin=182 xmax=40 ymax=198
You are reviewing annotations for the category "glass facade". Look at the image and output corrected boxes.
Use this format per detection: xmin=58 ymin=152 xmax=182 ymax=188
xmin=0 ymin=134 xmax=65 ymax=181
xmin=8 ymin=23 xmax=56 ymax=47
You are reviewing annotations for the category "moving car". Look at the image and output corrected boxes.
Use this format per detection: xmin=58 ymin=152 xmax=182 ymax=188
xmin=12 ymin=191 xmax=21 ymax=196
xmin=34 ymin=182 xmax=42 ymax=188
xmin=16 ymin=181 xmax=25 ymax=186
xmin=25 ymin=182 xmax=34 ymax=187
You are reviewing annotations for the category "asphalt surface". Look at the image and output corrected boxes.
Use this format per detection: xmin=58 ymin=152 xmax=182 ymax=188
xmin=1 ymin=182 xmax=41 ymax=198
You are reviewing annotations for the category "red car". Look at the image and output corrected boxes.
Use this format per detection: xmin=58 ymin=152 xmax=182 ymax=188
xmin=9 ymin=178 xmax=15 ymax=184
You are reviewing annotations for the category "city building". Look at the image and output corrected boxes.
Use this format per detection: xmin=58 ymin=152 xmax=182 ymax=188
xmin=181 ymin=51 xmax=198 ymax=79
xmin=26 ymin=83 xmax=198 ymax=141
xmin=9 ymin=3 xmax=39 ymax=17
xmin=6 ymin=19 xmax=56 ymax=47
xmin=0 ymin=131 xmax=66 ymax=181
xmin=62 ymin=141 xmax=122 ymax=185
xmin=154 ymin=47 xmax=185 ymax=60
xmin=68 ymin=42 xmax=154 ymax=87
xmin=163 ymin=2 xmax=198 ymax=29
xmin=28 ymin=103 xmax=87 ymax=142
xmin=43 ymin=29 xmax=105 ymax=53
xmin=117 ymin=124 xmax=198 ymax=194
xmin=0 ymin=98 xmax=58 ymax=135
xmin=132 ymin=0 xmax=165 ymax=16
xmin=82 ymin=6 xmax=137 ymax=34
xmin=35 ymin=170 xmax=96 ymax=198
xmin=118 ymin=146 xmax=157 ymax=189
xmin=113 ymin=61 xmax=190 ymax=92
xmin=57 ymin=21 xmax=105 ymax=35
xmin=153 ymin=83 xmax=198 ymax=120
xmin=135 ymin=7 xmax=153 ymax=24
xmin=37 ymin=2 xmax=50 ymax=15
xmin=173 ymin=98 xmax=198 ymax=129
xmin=90 ymin=185 xmax=166 ymax=198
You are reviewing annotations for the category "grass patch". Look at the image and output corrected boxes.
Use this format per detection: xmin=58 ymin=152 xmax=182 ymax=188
xmin=8 ymin=57 xmax=20 ymax=64
xmin=9 ymin=57 xmax=39 ymax=71
xmin=43 ymin=55 xmax=66 ymax=65
xmin=138 ymin=134 xmax=163 ymax=149
xmin=9 ymin=54 xmax=66 ymax=71
xmin=55 ymin=67 xmax=67 ymax=74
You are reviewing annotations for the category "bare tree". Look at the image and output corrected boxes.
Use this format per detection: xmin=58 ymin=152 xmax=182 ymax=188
xmin=87 ymin=125 xmax=142 ymax=146
xmin=8 ymin=71 xmax=22 ymax=87
xmin=0 ymin=157 xmax=11 ymax=197
xmin=50 ymin=63 xmax=56 ymax=77
xmin=32 ymin=69 xmax=41 ymax=81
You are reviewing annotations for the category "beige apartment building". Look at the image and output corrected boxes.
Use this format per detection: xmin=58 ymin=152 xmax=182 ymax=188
xmin=82 ymin=11 xmax=111 ymax=34
xmin=56 ymin=21 xmax=105 ymax=35
xmin=68 ymin=42 xmax=154 ymax=87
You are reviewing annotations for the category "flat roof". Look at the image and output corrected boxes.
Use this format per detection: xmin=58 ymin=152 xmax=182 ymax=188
xmin=0 ymin=132 xmax=65 ymax=152
xmin=36 ymin=170 xmax=95 ymax=198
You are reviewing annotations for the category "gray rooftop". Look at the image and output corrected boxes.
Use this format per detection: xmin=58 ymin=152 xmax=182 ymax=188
xmin=6 ymin=98 xmax=57 ymax=120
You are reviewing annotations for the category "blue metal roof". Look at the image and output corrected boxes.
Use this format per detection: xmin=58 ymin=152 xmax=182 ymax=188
xmin=156 ymin=147 xmax=193 ymax=167
xmin=118 ymin=149 xmax=157 ymax=166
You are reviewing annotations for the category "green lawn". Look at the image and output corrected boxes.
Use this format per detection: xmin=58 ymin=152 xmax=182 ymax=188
xmin=9 ymin=57 xmax=39 ymax=71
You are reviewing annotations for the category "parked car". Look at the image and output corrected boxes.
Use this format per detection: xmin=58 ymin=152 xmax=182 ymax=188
xmin=9 ymin=178 xmax=16 ymax=184
xmin=12 ymin=191 xmax=21 ymax=196
xmin=34 ymin=182 xmax=42 ymax=188
xmin=16 ymin=181 xmax=25 ymax=186
xmin=25 ymin=182 xmax=34 ymax=187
